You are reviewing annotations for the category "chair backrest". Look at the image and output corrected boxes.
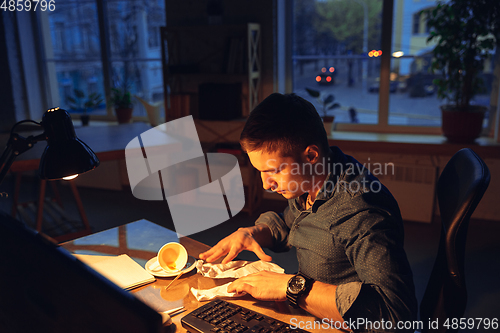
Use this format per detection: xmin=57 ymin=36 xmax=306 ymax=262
xmin=420 ymin=148 xmax=490 ymax=332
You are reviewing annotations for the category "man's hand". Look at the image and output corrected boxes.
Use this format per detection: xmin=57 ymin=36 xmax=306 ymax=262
xmin=227 ymin=271 xmax=292 ymax=301
xmin=199 ymin=226 xmax=273 ymax=264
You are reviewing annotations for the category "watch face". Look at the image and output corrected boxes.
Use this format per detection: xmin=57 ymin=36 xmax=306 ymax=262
xmin=288 ymin=275 xmax=306 ymax=294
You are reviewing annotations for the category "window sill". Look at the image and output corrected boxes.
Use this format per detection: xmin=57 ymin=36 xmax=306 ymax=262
xmin=328 ymin=131 xmax=500 ymax=159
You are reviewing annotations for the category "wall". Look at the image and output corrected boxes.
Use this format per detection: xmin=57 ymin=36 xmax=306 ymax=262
xmin=164 ymin=0 xmax=275 ymax=101
xmin=0 ymin=13 xmax=17 ymax=132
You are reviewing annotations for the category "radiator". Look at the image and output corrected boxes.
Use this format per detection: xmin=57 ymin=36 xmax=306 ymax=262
xmin=376 ymin=163 xmax=437 ymax=223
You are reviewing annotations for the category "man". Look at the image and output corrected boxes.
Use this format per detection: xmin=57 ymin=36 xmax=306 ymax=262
xmin=199 ymin=93 xmax=417 ymax=332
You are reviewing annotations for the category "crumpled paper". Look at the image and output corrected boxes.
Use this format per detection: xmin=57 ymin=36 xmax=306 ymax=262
xmin=190 ymin=284 xmax=244 ymax=301
xmin=196 ymin=260 xmax=284 ymax=278
xmin=190 ymin=260 xmax=285 ymax=301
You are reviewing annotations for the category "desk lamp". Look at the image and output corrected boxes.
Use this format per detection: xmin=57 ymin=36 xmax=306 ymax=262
xmin=0 ymin=107 xmax=100 ymax=186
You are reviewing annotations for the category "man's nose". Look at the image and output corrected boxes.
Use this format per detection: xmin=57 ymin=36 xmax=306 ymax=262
xmin=261 ymin=173 xmax=276 ymax=191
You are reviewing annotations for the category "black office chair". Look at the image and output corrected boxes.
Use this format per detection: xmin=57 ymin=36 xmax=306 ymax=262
xmin=420 ymin=148 xmax=490 ymax=333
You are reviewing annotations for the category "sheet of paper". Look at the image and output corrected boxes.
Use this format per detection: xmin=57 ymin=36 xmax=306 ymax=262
xmin=74 ymin=254 xmax=114 ymax=265
xmin=75 ymin=254 xmax=156 ymax=290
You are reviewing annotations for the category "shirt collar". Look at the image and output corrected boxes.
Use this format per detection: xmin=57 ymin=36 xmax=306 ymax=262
xmin=291 ymin=146 xmax=347 ymax=213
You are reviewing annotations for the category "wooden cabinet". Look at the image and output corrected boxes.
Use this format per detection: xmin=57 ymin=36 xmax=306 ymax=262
xmin=161 ymin=23 xmax=261 ymax=120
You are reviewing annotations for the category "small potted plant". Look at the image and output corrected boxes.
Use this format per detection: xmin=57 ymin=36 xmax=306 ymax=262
xmin=110 ymin=87 xmax=134 ymax=124
xmin=305 ymin=87 xmax=341 ymax=136
xmin=424 ymin=0 xmax=500 ymax=143
xmin=66 ymin=89 xmax=103 ymax=126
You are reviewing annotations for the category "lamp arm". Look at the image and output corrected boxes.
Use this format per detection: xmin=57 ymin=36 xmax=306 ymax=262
xmin=0 ymin=143 xmax=14 ymax=188
xmin=0 ymin=132 xmax=47 ymax=187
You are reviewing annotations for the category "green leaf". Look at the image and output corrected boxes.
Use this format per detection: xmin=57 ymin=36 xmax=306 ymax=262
xmin=74 ymin=89 xmax=85 ymax=99
xmin=323 ymin=94 xmax=334 ymax=104
xmin=305 ymin=87 xmax=320 ymax=98
xmin=328 ymin=103 xmax=341 ymax=110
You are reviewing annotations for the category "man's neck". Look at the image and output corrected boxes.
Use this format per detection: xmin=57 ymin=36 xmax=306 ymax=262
xmin=308 ymin=173 xmax=328 ymax=202
xmin=307 ymin=153 xmax=331 ymax=201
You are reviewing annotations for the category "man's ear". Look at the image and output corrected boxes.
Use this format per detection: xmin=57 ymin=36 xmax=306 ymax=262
xmin=303 ymin=145 xmax=321 ymax=164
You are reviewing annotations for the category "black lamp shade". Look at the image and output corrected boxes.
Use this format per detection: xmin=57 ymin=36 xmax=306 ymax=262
xmin=39 ymin=139 xmax=100 ymax=180
xmin=38 ymin=108 xmax=100 ymax=180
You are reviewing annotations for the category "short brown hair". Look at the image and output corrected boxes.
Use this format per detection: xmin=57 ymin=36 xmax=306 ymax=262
xmin=240 ymin=93 xmax=329 ymax=157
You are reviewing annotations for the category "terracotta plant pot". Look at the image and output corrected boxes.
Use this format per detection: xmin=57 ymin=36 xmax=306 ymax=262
xmin=115 ymin=107 xmax=133 ymax=124
xmin=441 ymin=105 xmax=486 ymax=144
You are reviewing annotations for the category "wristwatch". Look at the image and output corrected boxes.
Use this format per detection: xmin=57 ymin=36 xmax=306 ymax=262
xmin=286 ymin=272 xmax=314 ymax=308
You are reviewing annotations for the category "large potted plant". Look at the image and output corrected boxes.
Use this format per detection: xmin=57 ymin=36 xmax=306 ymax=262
xmin=110 ymin=87 xmax=134 ymax=124
xmin=425 ymin=0 xmax=500 ymax=143
xmin=305 ymin=87 xmax=340 ymax=136
xmin=66 ymin=89 xmax=103 ymax=126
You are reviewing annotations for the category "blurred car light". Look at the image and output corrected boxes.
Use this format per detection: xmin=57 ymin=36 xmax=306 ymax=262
xmin=317 ymin=67 xmax=336 ymax=85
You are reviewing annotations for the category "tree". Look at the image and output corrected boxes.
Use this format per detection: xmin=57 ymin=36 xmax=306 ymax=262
xmin=313 ymin=0 xmax=382 ymax=86
xmin=314 ymin=0 xmax=382 ymax=55
xmin=294 ymin=0 xmax=319 ymax=56
xmin=294 ymin=0 xmax=342 ymax=73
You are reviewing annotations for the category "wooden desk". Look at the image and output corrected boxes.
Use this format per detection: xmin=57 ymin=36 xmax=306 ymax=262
xmin=62 ymin=220 xmax=323 ymax=332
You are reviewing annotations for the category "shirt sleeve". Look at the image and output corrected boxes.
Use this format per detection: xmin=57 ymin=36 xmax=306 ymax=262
xmin=334 ymin=195 xmax=417 ymax=332
xmin=254 ymin=206 xmax=293 ymax=252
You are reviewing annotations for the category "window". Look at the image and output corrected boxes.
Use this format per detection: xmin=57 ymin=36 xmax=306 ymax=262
xmin=40 ymin=0 xmax=166 ymax=120
xmin=424 ymin=13 xmax=431 ymax=34
xmin=53 ymin=22 xmax=66 ymax=51
xmin=291 ymin=0 xmax=498 ymax=136
xmin=148 ymin=26 xmax=160 ymax=48
xmin=389 ymin=3 xmax=441 ymax=128
xmin=413 ymin=10 xmax=431 ymax=35
xmin=293 ymin=0 xmax=383 ymax=125
xmin=412 ymin=12 xmax=420 ymax=34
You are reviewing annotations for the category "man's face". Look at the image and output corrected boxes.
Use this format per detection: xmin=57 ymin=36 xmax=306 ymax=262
xmin=247 ymin=149 xmax=311 ymax=200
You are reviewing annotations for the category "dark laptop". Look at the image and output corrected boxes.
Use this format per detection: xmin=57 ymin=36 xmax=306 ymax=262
xmin=0 ymin=210 xmax=162 ymax=333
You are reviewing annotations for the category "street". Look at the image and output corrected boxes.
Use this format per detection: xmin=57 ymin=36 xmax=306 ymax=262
xmin=292 ymin=61 xmax=490 ymax=127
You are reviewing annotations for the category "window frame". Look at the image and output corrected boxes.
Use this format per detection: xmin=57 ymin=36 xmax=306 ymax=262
xmin=38 ymin=0 xmax=164 ymax=123
xmin=283 ymin=0 xmax=445 ymax=135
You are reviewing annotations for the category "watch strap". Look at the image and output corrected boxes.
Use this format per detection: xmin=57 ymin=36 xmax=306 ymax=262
xmin=286 ymin=273 xmax=313 ymax=308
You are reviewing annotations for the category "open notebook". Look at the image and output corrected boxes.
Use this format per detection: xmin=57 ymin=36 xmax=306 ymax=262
xmin=75 ymin=254 xmax=156 ymax=290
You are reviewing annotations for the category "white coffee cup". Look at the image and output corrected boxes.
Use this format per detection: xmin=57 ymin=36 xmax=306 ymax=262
xmin=157 ymin=242 xmax=188 ymax=273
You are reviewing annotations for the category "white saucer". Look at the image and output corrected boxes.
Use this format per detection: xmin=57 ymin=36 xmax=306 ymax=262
xmin=145 ymin=255 xmax=197 ymax=277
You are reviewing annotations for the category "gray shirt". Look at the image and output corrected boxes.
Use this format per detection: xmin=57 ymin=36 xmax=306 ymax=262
xmin=255 ymin=147 xmax=417 ymax=332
